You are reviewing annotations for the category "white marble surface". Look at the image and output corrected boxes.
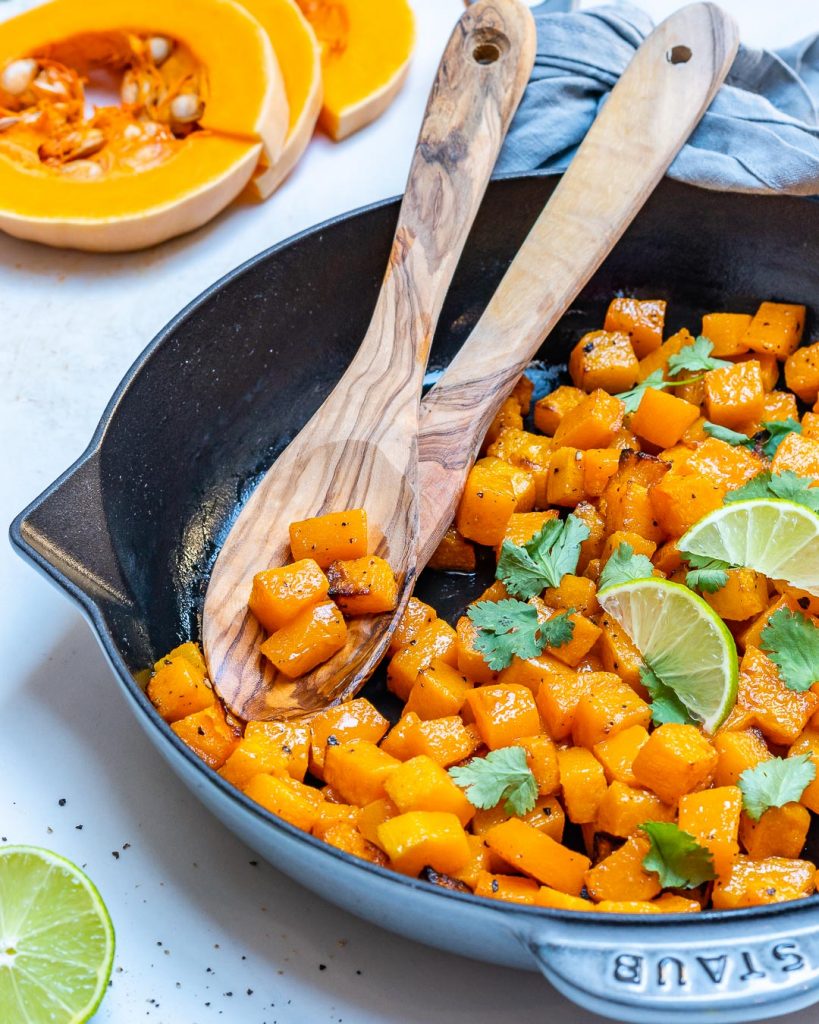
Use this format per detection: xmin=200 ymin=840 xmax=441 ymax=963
xmin=1 ymin=1 xmax=817 ymax=1021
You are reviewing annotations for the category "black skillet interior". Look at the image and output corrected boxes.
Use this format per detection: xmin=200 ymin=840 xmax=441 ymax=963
xmin=18 ymin=172 xmax=819 ymax=856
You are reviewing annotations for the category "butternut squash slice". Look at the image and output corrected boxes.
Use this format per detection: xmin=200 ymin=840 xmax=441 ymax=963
xmin=296 ymin=0 xmax=415 ymax=140
xmin=240 ymin=0 xmax=322 ymax=198
xmin=0 ymin=0 xmax=288 ymax=250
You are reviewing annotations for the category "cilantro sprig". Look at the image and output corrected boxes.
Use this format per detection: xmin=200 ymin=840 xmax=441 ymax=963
xmin=738 ymin=755 xmax=816 ymax=821
xmin=703 ymin=422 xmax=754 ymax=447
xmin=704 ymin=419 xmax=802 ymax=460
xmin=467 ymin=599 xmax=574 ymax=671
xmin=641 ymin=664 xmax=696 ymax=726
xmin=615 ymin=370 xmax=704 ymax=415
xmin=496 ymin=515 xmax=589 ymax=599
xmin=598 ymin=542 xmax=655 ymax=590
xmin=641 ymin=821 xmax=716 ymax=888
xmin=725 ymin=470 xmax=819 ymax=512
xmin=760 ymin=608 xmax=819 ymax=691
xmin=684 ymin=552 xmax=732 ymax=594
xmin=760 ymin=419 xmax=803 ymax=459
xmin=449 ymin=746 xmax=538 ymax=816
xmin=667 ymin=336 xmax=731 ymax=375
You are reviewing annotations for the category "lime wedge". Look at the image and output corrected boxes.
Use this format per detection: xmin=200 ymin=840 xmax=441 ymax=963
xmin=680 ymin=499 xmax=819 ymax=597
xmin=597 ymin=578 xmax=738 ymax=732
xmin=0 ymin=846 xmax=115 ymax=1024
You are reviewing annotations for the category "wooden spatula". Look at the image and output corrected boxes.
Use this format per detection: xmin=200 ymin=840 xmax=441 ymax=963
xmin=203 ymin=0 xmax=537 ymax=721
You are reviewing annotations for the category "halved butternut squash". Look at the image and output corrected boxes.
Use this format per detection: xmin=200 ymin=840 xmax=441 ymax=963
xmin=0 ymin=0 xmax=288 ymax=250
xmin=240 ymin=0 xmax=323 ymax=197
xmin=297 ymin=0 xmax=414 ymax=140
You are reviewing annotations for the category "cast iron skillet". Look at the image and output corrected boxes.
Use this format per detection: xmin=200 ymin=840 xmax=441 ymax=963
xmin=11 ymin=173 xmax=819 ymax=1024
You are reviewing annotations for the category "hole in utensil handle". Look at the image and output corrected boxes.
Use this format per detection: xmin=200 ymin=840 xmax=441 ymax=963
xmin=667 ymin=44 xmax=693 ymax=64
xmin=469 ymin=27 xmax=509 ymax=65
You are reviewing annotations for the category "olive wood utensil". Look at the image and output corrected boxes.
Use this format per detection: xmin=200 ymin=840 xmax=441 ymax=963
xmin=416 ymin=2 xmax=739 ymax=564
xmin=203 ymin=0 xmax=537 ymax=720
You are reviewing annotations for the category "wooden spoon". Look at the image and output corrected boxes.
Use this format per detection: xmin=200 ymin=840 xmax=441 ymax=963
xmin=203 ymin=0 xmax=537 ymax=721
xmin=416 ymin=2 xmax=740 ymax=564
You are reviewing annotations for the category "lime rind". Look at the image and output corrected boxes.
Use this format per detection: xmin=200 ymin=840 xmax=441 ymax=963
xmin=598 ymin=577 xmax=739 ymax=733
xmin=0 ymin=845 xmax=115 ymax=1024
xmin=680 ymin=499 xmax=819 ymax=596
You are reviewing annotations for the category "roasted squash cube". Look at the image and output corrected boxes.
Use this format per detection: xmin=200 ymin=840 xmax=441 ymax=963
xmin=243 ymin=774 xmax=324 ymax=831
xmin=389 ymin=596 xmax=437 ymax=653
xmin=260 ymin=600 xmax=347 ymax=678
xmin=513 ymin=734 xmax=560 ymax=796
xmin=221 ymin=722 xmax=308 ymax=787
xmin=171 ymin=702 xmax=241 ymax=769
xmin=788 ymin=728 xmax=819 ymax=813
xmin=473 ymin=871 xmax=539 ymax=905
xmin=427 ymin=526 xmax=476 ymax=572
xmin=327 ymin=555 xmax=397 ymax=615
xmin=536 ymin=670 xmax=593 ymax=741
xmin=713 ymin=727 xmax=771 ymax=787
xmin=308 ymin=697 xmax=389 ymax=777
xmin=683 ymin=437 xmax=764 ymax=492
xmin=735 ymin=646 xmax=819 ymax=746
xmin=702 ymin=568 xmax=768 ymax=621
xmin=147 ymin=656 xmax=215 ymax=723
xmin=381 ymin=713 xmax=480 ymax=767
xmin=242 ymin=719 xmax=311 ymax=782
xmin=678 ymin=785 xmax=742 ymax=877
xmin=595 ymin=781 xmax=674 ymax=837
xmin=785 ymin=340 xmax=819 ymax=403
xmin=486 ymin=429 xmax=554 ymax=507
xmin=585 ymin=834 xmax=661 ymax=902
xmin=702 ymin=312 xmax=752 ymax=357
xmin=604 ymin=297 xmax=666 ymax=359
xmin=632 ymin=723 xmax=718 ymax=804
xmin=771 ymin=432 xmax=819 ymax=481
xmin=704 ymin=360 xmax=765 ymax=429
xmin=583 ymin=449 xmax=621 ymax=500
xmin=289 ymin=508 xmax=368 ymax=567
xmin=463 ymin=684 xmax=541 ymax=750
xmin=763 ymin=390 xmax=800 ymax=423
xmin=496 ymin=510 xmax=558 ymax=559
xmin=546 ymin=447 xmax=585 ymax=507
xmin=604 ymin=480 xmax=664 ymax=543
xmin=572 ymin=673 xmax=651 ymax=749
xmin=455 ymin=615 xmax=496 ymax=685
xmin=534 ymin=385 xmax=584 ymax=435
xmin=249 ymin=558 xmax=329 ymax=633
xmin=323 ymin=738 xmax=401 ymax=805
xmin=553 ymin=389 xmax=625 ymax=450
xmin=742 ymin=302 xmax=806 ymax=360
xmin=385 ymin=755 xmax=474 ymax=826
xmin=542 ymin=574 xmax=599 ymax=616
xmin=631 ymin=387 xmax=700 ymax=449
xmin=557 ymin=746 xmax=607 ymax=824
xmin=649 ymin=470 xmax=725 ymax=537
xmin=569 ymin=331 xmax=639 ymax=393
xmin=712 ymin=855 xmax=815 ymax=909
xmin=484 ymin=396 xmax=523 ymax=449
xmin=740 ymin=802 xmax=811 ymax=860
xmin=637 ymin=328 xmax=693 ymax=381
xmin=456 ymin=458 xmax=533 ymax=546
xmin=358 ymin=796 xmax=399 ymax=849
xmin=387 ymin=619 xmax=458 ymax=701
xmin=377 ymin=811 xmax=471 ymax=876
xmin=403 ymin=659 xmax=473 ymax=720
xmin=534 ymin=887 xmax=595 ymax=911
xmin=593 ymin=725 xmax=650 ymax=786
xmin=485 ymin=818 xmax=590 ymax=894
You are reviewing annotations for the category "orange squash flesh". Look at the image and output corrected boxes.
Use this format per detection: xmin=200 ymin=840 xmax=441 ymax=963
xmin=297 ymin=0 xmax=414 ymax=141
xmin=0 ymin=0 xmax=287 ymax=250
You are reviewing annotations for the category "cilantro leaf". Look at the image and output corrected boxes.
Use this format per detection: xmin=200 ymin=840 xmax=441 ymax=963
xmin=449 ymin=746 xmax=538 ymax=816
xmin=703 ymin=421 xmax=755 ymax=447
xmin=667 ymin=336 xmax=731 ymax=375
xmin=738 ymin=755 xmax=817 ymax=821
xmin=725 ymin=470 xmax=819 ymax=512
xmin=641 ymin=663 xmax=697 ymax=726
xmin=598 ymin=542 xmax=655 ymax=590
xmin=641 ymin=821 xmax=716 ymax=888
xmin=466 ymin=599 xmax=574 ymax=671
xmin=760 ymin=418 xmax=802 ymax=459
xmin=615 ymin=370 xmax=666 ymax=415
xmin=496 ymin=515 xmax=589 ymax=599
xmin=760 ymin=608 xmax=819 ymax=692
xmin=684 ymin=552 xmax=731 ymax=593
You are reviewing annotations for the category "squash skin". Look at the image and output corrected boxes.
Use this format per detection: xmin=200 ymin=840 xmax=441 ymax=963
xmin=0 ymin=0 xmax=287 ymax=250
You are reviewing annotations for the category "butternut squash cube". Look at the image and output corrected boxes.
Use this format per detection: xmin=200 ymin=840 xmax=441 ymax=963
xmin=377 ymin=811 xmax=471 ymax=876
xmin=788 ymin=728 xmax=819 ymax=813
xmin=389 ymin=596 xmax=437 ymax=653
xmin=593 ymin=725 xmax=650 ymax=786
xmin=524 ymin=795 xmax=566 ymax=841
xmin=534 ymin=385 xmax=585 ymax=436
xmin=427 ymin=527 xmax=476 ymax=573
xmin=604 ymin=480 xmax=664 ymax=543
xmin=595 ymin=781 xmax=674 ymax=837
xmin=631 ymin=387 xmax=700 ymax=449
xmin=601 ymin=530 xmax=656 ymax=566
xmin=463 ymin=684 xmax=541 ymax=750
xmin=220 ymin=725 xmax=305 ymax=787
xmin=381 ymin=713 xmax=480 ymax=767
xmin=171 ymin=702 xmax=241 ymax=769
xmin=474 ymin=871 xmax=540 ymax=905
xmin=455 ymin=615 xmax=496 ymax=685
xmin=358 ymin=796 xmax=399 ymax=849
xmin=802 ymin=412 xmax=819 ymax=440
xmin=763 ymin=390 xmax=800 ymax=423
xmin=652 ymin=894 xmax=703 ymax=913
xmin=702 ymin=312 xmax=752 ymax=357
xmin=649 ymin=470 xmax=725 ymax=537
xmin=152 ymin=641 xmax=206 ymax=677
xmin=553 ymin=389 xmax=625 ymax=450
xmin=486 ymin=430 xmax=554 ymax=507
xmin=496 ymin=510 xmax=558 ymax=559
xmin=147 ymin=656 xmax=215 ymax=723
xmin=702 ymin=568 xmax=768 ymax=621
xmin=737 ymin=596 xmax=795 ymax=654
xmin=569 ymin=331 xmax=639 ymax=393
xmin=704 ymin=360 xmax=765 ymax=429
xmin=637 ymin=328 xmax=693 ymax=381
xmin=785 ymin=340 xmax=819 ymax=403
xmin=323 ymin=738 xmax=401 ymax=805
xmin=632 ymin=724 xmax=718 ymax=804
xmin=245 ymin=720 xmax=310 ymax=781
xmin=740 ymin=802 xmax=810 ymax=860
xmin=604 ymin=297 xmax=666 ymax=359
xmin=326 ymin=555 xmax=397 ymax=615
xmin=484 ymin=396 xmax=523 ymax=449
xmin=712 ymin=855 xmax=815 ymax=909
xmin=243 ymin=774 xmax=324 ymax=832
xmin=713 ymin=727 xmax=771 ymax=787
xmin=484 ymin=818 xmax=591 ymax=894
xmin=595 ymin=900 xmax=662 ymax=914
xmin=322 ymin=822 xmax=386 ymax=864
xmin=289 ymin=508 xmax=368 ymax=567
xmin=542 ymin=574 xmax=599 ymax=617
xmin=403 ymin=659 xmax=473 ymax=720
xmin=736 ymin=647 xmax=819 ymax=746
xmin=535 ymin=886 xmax=595 ymax=911
xmin=513 ymin=734 xmax=560 ymax=796
xmin=572 ymin=673 xmax=651 ymax=749
xmin=678 ymin=785 xmax=742 ymax=878
xmin=583 ymin=448 xmax=621 ymax=498
xmin=771 ymin=432 xmax=819 ymax=481
xmin=260 ymin=600 xmax=347 ymax=678
xmin=387 ymin=619 xmax=458 ymax=701
xmin=312 ymin=802 xmax=360 ymax=840
xmin=384 ymin=755 xmax=474 ymax=826
xmin=249 ymin=558 xmax=329 ymax=632
xmin=512 ymin=374 xmax=535 ymax=414
xmin=742 ymin=302 xmax=806 ymax=359
xmin=536 ymin=670 xmax=594 ymax=740
xmin=683 ymin=437 xmax=764 ymax=492
xmin=585 ymin=834 xmax=661 ymax=902
xmin=546 ymin=447 xmax=585 ymax=507
xmin=308 ymin=697 xmax=389 ymax=777
xmin=557 ymin=746 xmax=607 ymax=824
xmin=498 ymin=652 xmax=574 ymax=694
xmin=456 ymin=458 xmax=533 ymax=546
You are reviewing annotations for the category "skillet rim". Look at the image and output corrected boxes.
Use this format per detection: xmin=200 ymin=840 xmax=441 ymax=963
xmin=9 ymin=169 xmax=819 ymax=928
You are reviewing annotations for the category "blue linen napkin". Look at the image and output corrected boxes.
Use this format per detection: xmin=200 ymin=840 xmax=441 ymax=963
xmin=497 ymin=2 xmax=819 ymax=195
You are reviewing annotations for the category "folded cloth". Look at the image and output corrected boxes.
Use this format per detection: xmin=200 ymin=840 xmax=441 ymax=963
xmin=497 ymin=2 xmax=819 ymax=195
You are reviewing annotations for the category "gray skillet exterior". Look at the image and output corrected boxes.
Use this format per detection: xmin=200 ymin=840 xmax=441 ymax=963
xmin=11 ymin=173 xmax=819 ymax=1022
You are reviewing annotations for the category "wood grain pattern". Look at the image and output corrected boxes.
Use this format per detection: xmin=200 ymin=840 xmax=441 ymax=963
xmin=203 ymin=0 xmax=536 ymax=720
xmin=416 ymin=2 xmax=739 ymax=566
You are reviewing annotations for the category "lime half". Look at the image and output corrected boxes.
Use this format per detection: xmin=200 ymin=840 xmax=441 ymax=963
xmin=0 ymin=846 xmax=115 ymax=1024
xmin=680 ymin=499 xmax=819 ymax=597
xmin=598 ymin=578 xmax=738 ymax=732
